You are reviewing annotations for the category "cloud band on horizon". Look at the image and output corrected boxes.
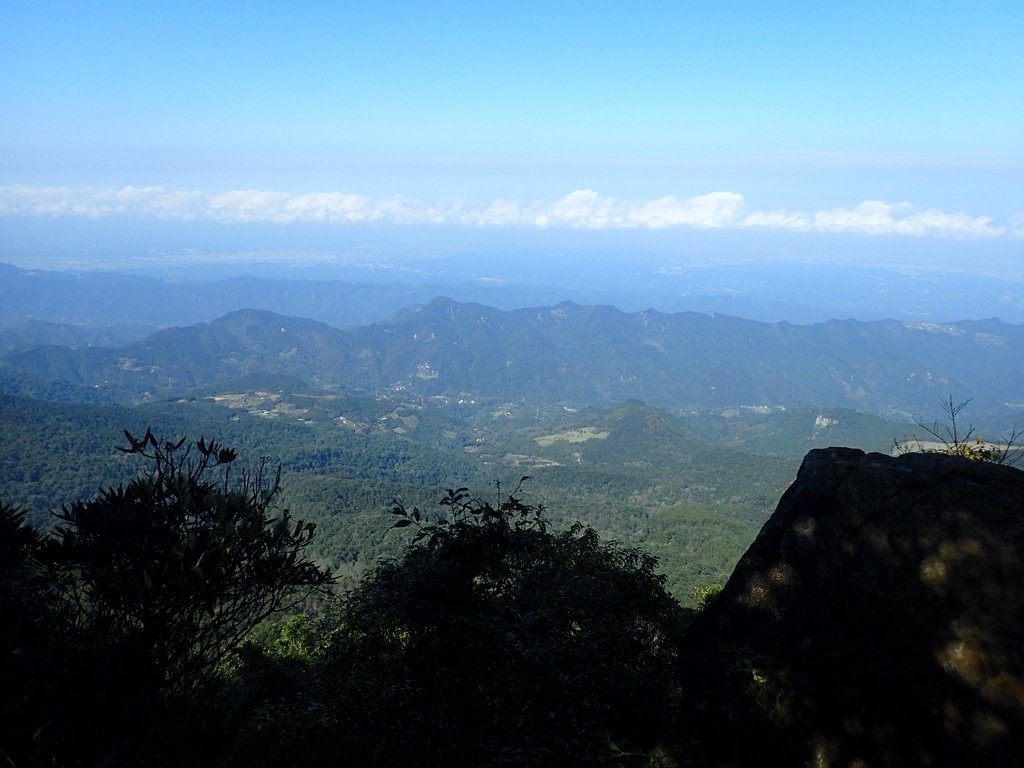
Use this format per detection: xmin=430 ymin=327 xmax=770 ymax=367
xmin=0 ymin=185 xmax=1016 ymax=239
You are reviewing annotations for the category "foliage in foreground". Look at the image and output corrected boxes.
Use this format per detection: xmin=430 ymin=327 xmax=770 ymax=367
xmin=0 ymin=431 xmax=332 ymax=767
xmin=344 ymin=485 xmax=686 ymax=765
xmin=1 ymin=438 xmax=688 ymax=767
xmin=219 ymin=483 xmax=688 ymax=767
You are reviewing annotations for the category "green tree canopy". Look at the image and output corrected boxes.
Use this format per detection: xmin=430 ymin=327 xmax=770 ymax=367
xmin=309 ymin=482 xmax=687 ymax=767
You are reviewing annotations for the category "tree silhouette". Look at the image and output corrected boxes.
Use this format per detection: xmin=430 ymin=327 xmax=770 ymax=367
xmin=43 ymin=429 xmax=333 ymax=694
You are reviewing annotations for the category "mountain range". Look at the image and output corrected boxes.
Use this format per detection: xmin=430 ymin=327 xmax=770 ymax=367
xmin=3 ymin=297 xmax=1022 ymax=421
xmin=4 ymin=259 xmax=1024 ymax=339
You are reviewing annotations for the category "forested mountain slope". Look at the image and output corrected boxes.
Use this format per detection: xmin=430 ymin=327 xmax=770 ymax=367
xmin=3 ymin=298 xmax=1022 ymax=418
xmin=0 ymin=389 xmax=816 ymax=598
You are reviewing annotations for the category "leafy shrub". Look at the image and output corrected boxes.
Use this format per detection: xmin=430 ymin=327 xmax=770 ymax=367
xmin=0 ymin=430 xmax=332 ymax=767
xmin=310 ymin=482 xmax=687 ymax=767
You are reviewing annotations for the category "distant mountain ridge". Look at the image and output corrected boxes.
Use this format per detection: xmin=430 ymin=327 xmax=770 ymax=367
xmin=5 ymin=260 xmax=1024 ymax=337
xmin=0 ymin=319 xmax=155 ymax=353
xmin=0 ymin=262 xmax=439 ymax=333
xmin=0 ymin=261 xmax=698 ymax=336
xmin=3 ymin=298 xmax=1022 ymax=419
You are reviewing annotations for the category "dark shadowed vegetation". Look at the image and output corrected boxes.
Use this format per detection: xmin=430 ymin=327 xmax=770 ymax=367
xmin=1 ymin=437 xmax=692 ymax=767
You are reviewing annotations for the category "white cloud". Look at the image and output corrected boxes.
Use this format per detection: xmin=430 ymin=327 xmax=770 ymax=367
xmin=1004 ymin=213 xmax=1024 ymax=239
xmin=0 ymin=184 xmax=1011 ymax=239
xmin=628 ymin=192 xmax=744 ymax=229
xmin=740 ymin=208 xmax=812 ymax=231
xmin=471 ymin=198 xmax=524 ymax=227
xmin=0 ymin=185 xmax=207 ymax=220
xmin=807 ymin=200 xmax=1004 ymax=238
xmin=208 ymin=190 xmax=385 ymax=224
xmin=543 ymin=189 xmax=619 ymax=228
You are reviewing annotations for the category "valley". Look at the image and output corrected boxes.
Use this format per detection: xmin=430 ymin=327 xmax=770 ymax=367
xmin=1 ymin=262 xmax=1020 ymax=603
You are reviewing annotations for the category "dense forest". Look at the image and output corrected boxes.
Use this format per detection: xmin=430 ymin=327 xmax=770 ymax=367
xmin=1 ymin=386 xmax=908 ymax=599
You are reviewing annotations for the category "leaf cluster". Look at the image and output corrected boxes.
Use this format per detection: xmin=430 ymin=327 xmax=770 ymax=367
xmin=43 ymin=430 xmax=332 ymax=692
xmin=0 ymin=431 xmax=333 ymax=766
xmin=319 ymin=481 xmax=687 ymax=766
xmin=389 ymin=476 xmax=547 ymax=545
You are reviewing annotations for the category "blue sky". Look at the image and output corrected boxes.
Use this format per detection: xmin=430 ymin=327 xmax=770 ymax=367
xmin=1 ymin=1 xmax=1022 ymax=265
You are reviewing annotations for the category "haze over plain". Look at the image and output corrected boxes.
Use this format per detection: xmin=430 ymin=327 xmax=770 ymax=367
xmin=1 ymin=1 xmax=1022 ymax=284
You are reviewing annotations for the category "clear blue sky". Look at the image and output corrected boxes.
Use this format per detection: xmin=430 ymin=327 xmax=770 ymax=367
xmin=1 ymin=0 xmax=1022 ymax=260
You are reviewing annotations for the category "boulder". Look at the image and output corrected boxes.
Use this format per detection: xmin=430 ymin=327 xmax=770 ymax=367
xmin=667 ymin=448 xmax=1024 ymax=767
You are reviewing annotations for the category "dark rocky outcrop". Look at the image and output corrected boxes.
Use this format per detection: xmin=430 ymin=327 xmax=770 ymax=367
xmin=667 ymin=448 xmax=1024 ymax=767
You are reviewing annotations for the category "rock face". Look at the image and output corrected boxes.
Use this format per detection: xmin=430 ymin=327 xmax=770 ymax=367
xmin=667 ymin=448 xmax=1024 ymax=767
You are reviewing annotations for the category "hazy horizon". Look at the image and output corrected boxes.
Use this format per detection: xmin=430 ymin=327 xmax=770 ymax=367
xmin=2 ymin=2 xmax=1022 ymax=281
